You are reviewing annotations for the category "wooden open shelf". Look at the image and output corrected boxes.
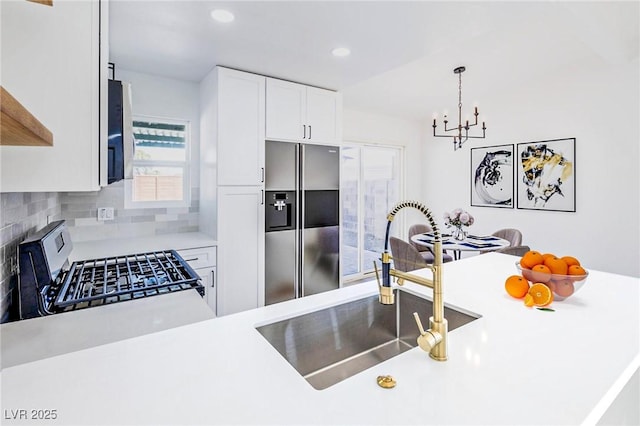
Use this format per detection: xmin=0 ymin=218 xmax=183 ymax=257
xmin=27 ymin=0 xmax=53 ymax=6
xmin=1 ymin=86 xmax=53 ymax=146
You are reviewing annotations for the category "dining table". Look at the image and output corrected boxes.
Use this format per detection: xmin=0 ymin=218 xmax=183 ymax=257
xmin=410 ymin=232 xmax=511 ymax=260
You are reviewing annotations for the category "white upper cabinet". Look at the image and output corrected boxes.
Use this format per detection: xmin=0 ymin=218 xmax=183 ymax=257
xmin=265 ymin=79 xmax=306 ymax=141
xmin=266 ymin=78 xmax=341 ymax=145
xmin=0 ymin=0 xmax=108 ymax=192
xmin=217 ymin=68 xmax=266 ymax=186
xmin=306 ymin=86 xmax=342 ymax=144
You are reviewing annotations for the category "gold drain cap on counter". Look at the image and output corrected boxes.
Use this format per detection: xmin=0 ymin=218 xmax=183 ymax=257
xmin=376 ymin=375 xmax=396 ymax=389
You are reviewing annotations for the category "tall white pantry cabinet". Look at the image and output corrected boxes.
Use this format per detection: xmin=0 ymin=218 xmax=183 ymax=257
xmin=200 ymin=66 xmax=341 ymax=316
xmin=200 ymin=67 xmax=266 ymax=316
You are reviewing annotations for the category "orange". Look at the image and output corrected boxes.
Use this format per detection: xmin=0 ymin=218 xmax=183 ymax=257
xmin=561 ymin=256 xmax=581 ymax=267
xmin=544 ymin=256 xmax=568 ymax=275
xmin=505 ymin=275 xmax=530 ymax=299
xmin=523 ymin=294 xmax=534 ymax=307
xmin=528 ymin=283 xmax=553 ymax=307
xmin=555 ymin=280 xmax=575 ymax=298
xmin=530 ymin=264 xmax=552 ymax=283
xmin=568 ymin=265 xmax=587 ymax=276
xmin=542 ymin=253 xmax=556 ymax=262
xmin=520 ymin=250 xmax=544 ymax=269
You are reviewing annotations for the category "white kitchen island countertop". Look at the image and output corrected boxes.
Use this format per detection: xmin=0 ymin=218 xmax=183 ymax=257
xmin=1 ymin=253 xmax=638 ymax=425
xmin=1 ymin=290 xmax=214 ymax=369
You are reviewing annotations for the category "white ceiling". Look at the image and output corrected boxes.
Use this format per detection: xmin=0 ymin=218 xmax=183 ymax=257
xmin=109 ymin=0 xmax=639 ymax=121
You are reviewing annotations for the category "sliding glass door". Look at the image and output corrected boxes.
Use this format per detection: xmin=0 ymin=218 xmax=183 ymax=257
xmin=342 ymin=144 xmax=403 ymax=280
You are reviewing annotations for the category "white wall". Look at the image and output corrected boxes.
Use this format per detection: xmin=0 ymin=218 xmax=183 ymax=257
xmin=343 ymin=108 xmax=426 ymax=238
xmin=118 ymin=68 xmax=201 ymax=188
xmin=422 ymin=57 xmax=639 ymax=277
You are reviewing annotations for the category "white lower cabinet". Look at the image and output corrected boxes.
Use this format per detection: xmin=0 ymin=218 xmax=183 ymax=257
xmin=216 ymin=186 xmax=265 ymax=316
xmin=197 ymin=266 xmax=217 ymax=316
xmin=177 ymin=246 xmax=217 ymax=315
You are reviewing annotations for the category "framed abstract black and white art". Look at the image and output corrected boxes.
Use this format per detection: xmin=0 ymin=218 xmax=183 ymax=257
xmin=470 ymin=144 xmax=514 ymax=208
xmin=516 ymin=138 xmax=576 ymax=212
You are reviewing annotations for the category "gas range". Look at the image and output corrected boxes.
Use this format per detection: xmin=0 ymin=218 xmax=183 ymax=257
xmin=18 ymin=221 xmax=204 ymax=319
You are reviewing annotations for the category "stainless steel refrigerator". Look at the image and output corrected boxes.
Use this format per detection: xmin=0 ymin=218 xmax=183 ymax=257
xmin=265 ymin=141 xmax=340 ymax=305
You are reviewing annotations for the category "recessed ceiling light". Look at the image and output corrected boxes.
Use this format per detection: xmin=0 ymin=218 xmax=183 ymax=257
xmin=332 ymin=47 xmax=351 ymax=57
xmin=211 ymin=9 xmax=234 ymax=23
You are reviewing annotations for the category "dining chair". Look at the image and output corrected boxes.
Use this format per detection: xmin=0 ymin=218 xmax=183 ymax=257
xmin=492 ymin=228 xmax=523 ymax=247
xmin=408 ymin=224 xmax=454 ymax=263
xmin=496 ymin=245 xmax=530 ymax=256
xmin=478 ymin=228 xmax=523 ymax=255
xmin=389 ymin=236 xmax=431 ymax=272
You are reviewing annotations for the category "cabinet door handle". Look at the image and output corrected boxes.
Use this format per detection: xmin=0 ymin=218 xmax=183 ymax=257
xmin=211 ymin=270 xmax=215 ymax=288
xmin=303 ymin=124 xmax=306 ymax=139
xmin=308 ymin=125 xmax=311 ymax=139
xmin=184 ymin=257 xmax=199 ymax=262
xmin=261 ymin=190 xmax=264 ymax=205
xmin=261 ymin=167 xmax=265 ymax=183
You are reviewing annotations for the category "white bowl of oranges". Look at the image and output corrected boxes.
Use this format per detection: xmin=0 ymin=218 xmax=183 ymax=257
xmin=505 ymin=250 xmax=589 ymax=307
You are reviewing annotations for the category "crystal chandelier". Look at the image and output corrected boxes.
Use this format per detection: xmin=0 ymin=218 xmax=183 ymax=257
xmin=432 ymin=66 xmax=486 ymax=151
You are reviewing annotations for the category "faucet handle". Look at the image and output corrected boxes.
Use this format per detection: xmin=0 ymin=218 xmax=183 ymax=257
xmin=413 ymin=312 xmax=442 ymax=353
xmin=413 ymin=312 xmax=427 ymax=335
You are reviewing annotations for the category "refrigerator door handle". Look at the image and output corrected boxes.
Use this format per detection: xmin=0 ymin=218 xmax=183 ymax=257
xmin=295 ymin=227 xmax=301 ymax=299
xmin=298 ymin=143 xmax=304 ymax=298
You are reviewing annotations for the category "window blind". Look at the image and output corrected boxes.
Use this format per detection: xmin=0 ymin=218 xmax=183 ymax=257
xmin=132 ymin=121 xmax=186 ymax=149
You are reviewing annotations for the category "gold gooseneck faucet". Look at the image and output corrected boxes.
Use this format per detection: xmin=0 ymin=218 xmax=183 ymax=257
xmin=374 ymin=200 xmax=448 ymax=361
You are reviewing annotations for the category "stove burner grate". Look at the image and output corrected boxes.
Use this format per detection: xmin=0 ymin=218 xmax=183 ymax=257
xmin=54 ymin=250 xmax=201 ymax=310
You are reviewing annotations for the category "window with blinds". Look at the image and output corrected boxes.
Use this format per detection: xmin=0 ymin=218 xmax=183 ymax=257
xmin=125 ymin=117 xmax=191 ymax=208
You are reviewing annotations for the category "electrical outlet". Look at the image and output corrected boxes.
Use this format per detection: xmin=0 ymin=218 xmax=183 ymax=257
xmin=97 ymin=207 xmax=115 ymax=221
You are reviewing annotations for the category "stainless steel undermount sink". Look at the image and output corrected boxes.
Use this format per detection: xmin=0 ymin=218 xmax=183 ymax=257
xmin=256 ymin=288 xmax=480 ymax=390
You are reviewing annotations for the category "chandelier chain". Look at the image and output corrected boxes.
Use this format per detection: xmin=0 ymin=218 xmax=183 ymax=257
xmin=458 ymin=72 xmax=462 ymax=109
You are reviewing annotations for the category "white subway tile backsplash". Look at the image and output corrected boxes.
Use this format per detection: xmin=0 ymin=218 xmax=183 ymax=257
xmin=114 ymin=222 xmax=158 ymax=238
xmin=166 ymin=207 xmax=190 ymax=215
xmin=117 ymin=208 xmax=165 ymax=217
xmin=75 ymin=217 xmax=100 ymax=227
xmin=61 ymin=211 xmax=93 ymax=219
xmin=113 ymin=215 xmax=132 ymax=224
xmin=155 ymin=225 xmax=198 ymax=235
xmin=155 ymin=214 xmax=179 ymax=222
xmin=67 ymin=225 xmax=112 ymax=242
xmin=0 ymin=225 xmax=12 ymax=245
xmin=60 ymin=183 xmax=199 ymax=240
xmin=131 ymin=215 xmax=155 ymax=223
